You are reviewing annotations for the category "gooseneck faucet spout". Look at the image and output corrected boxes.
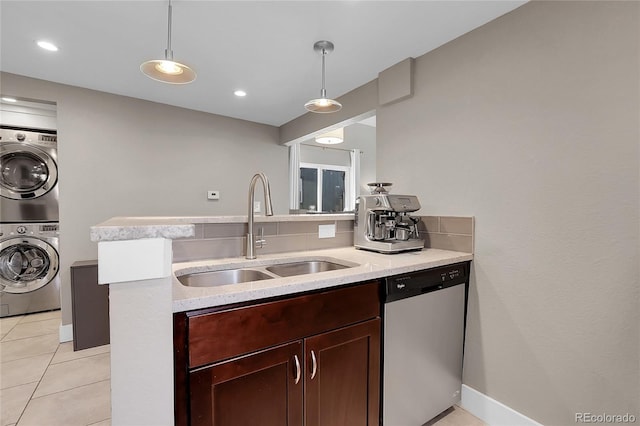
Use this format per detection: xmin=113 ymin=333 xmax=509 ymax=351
xmin=246 ymin=172 xmax=274 ymax=259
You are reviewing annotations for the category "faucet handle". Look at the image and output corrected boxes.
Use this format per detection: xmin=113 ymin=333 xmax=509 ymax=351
xmin=255 ymin=226 xmax=267 ymax=249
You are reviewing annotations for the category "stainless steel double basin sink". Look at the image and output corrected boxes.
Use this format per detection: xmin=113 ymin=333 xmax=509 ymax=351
xmin=177 ymin=259 xmax=356 ymax=288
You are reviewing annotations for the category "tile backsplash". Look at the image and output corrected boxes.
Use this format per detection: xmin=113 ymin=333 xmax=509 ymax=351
xmin=173 ymin=215 xmax=474 ymax=262
xmin=173 ymin=219 xmax=354 ymax=262
xmin=418 ymin=216 xmax=474 ymax=253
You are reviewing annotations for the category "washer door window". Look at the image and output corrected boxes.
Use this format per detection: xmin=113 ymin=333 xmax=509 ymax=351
xmin=0 ymin=238 xmax=59 ymax=294
xmin=0 ymin=143 xmax=58 ymax=199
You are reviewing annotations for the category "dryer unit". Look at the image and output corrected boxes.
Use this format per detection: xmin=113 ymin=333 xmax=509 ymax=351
xmin=0 ymin=127 xmax=59 ymax=223
xmin=0 ymin=223 xmax=60 ymax=317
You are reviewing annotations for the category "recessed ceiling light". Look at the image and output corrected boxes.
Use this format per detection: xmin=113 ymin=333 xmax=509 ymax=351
xmin=234 ymin=90 xmax=247 ymax=97
xmin=37 ymin=40 xmax=59 ymax=52
xmin=1 ymin=97 xmax=18 ymax=103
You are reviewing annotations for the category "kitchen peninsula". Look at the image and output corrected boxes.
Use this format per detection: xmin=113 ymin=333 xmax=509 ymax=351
xmin=91 ymin=214 xmax=473 ymax=425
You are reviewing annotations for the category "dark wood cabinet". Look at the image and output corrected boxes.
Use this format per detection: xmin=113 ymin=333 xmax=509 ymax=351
xmin=190 ymin=341 xmax=304 ymax=426
xmin=304 ymin=319 xmax=380 ymax=426
xmin=174 ymin=282 xmax=381 ymax=426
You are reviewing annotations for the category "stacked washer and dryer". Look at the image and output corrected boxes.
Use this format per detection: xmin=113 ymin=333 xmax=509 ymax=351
xmin=0 ymin=126 xmax=61 ymax=317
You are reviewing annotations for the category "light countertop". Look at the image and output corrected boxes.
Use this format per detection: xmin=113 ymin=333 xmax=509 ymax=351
xmin=172 ymin=246 xmax=473 ymax=312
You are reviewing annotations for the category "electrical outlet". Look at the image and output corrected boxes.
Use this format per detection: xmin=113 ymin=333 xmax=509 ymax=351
xmin=254 ymin=201 xmax=261 ymax=213
xmin=318 ymin=224 xmax=336 ymax=238
xmin=207 ymin=190 xmax=220 ymax=200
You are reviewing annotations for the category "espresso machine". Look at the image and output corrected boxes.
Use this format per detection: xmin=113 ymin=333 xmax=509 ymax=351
xmin=354 ymin=183 xmax=424 ymax=253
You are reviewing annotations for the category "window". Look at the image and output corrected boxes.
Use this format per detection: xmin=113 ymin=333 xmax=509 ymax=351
xmin=299 ymin=163 xmax=351 ymax=212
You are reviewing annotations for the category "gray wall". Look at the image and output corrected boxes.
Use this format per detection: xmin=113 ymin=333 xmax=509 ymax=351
xmin=1 ymin=73 xmax=289 ymax=326
xmin=345 ymin=124 xmax=376 ymax=193
xmin=300 ymin=143 xmax=351 ymax=167
xmin=299 ymin=123 xmax=376 ymax=196
xmin=280 ymin=80 xmax=378 ymax=144
xmin=376 ymin=2 xmax=638 ymax=425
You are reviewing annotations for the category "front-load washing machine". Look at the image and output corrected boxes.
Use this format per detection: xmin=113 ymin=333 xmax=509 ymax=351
xmin=0 ymin=222 xmax=60 ymax=317
xmin=0 ymin=127 xmax=59 ymax=223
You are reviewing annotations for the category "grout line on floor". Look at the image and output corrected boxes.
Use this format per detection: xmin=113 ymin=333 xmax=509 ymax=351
xmin=0 ymin=380 xmax=40 ymax=391
xmin=15 ymin=342 xmax=60 ymax=426
xmin=26 ymin=378 xmax=111 ymax=401
xmin=87 ymin=417 xmax=111 ymax=426
xmin=1 ymin=331 xmax=59 ymax=344
xmin=0 ymin=333 xmax=58 ymax=345
xmin=0 ymin=320 xmax=22 ymax=341
xmin=0 ymin=351 xmax=56 ymax=365
xmin=50 ymin=349 xmax=110 ymax=366
xmin=14 ymin=351 xmax=55 ymax=426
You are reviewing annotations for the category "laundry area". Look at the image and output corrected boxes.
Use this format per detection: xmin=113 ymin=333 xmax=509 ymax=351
xmin=0 ymin=104 xmax=61 ymax=319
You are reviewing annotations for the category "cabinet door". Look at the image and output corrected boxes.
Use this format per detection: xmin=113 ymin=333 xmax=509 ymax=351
xmin=304 ymin=319 xmax=381 ymax=426
xmin=190 ymin=341 xmax=304 ymax=426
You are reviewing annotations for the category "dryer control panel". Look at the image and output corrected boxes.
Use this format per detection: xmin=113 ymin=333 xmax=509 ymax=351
xmin=0 ymin=223 xmax=59 ymax=238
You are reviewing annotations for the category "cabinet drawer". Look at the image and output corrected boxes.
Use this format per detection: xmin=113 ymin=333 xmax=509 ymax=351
xmin=187 ymin=281 xmax=380 ymax=368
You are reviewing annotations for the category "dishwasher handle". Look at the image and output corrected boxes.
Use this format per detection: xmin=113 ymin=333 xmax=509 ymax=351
xmin=385 ymin=262 xmax=469 ymax=303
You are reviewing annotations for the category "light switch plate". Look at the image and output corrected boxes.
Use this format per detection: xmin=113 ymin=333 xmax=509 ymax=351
xmin=207 ymin=190 xmax=220 ymax=200
xmin=318 ymin=224 xmax=336 ymax=239
xmin=254 ymin=201 xmax=261 ymax=213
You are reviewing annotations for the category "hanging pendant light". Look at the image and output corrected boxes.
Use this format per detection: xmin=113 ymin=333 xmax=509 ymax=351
xmin=304 ymin=41 xmax=342 ymax=113
xmin=315 ymin=128 xmax=344 ymax=145
xmin=140 ymin=0 xmax=196 ymax=84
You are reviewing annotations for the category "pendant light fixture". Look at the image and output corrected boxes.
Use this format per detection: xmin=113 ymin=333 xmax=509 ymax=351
xmin=315 ymin=128 xmax=344 ymax=145
xmin=140 ymin=0 xmax=196 ymax=84
xmin=304 ymin=41 xmax=342 ymax=113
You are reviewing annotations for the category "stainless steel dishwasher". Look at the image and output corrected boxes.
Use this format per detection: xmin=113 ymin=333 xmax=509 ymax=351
xmin=382 ymin=262 xmax=470 ymax=426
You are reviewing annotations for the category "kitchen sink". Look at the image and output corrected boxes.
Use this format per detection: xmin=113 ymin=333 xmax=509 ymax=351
xmin=177 ymin=258 xmax=356 ymax=287
xmin=266 ymin=261 xmax=350 ymax=278
xmin=177 ymin=269 xmax=274 ymax=287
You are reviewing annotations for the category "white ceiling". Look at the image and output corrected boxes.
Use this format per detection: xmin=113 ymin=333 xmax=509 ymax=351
xmin=0 ymin=1 xmax=526 ymax=127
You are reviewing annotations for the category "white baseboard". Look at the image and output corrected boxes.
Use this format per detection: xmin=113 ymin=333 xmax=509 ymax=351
xmin=461 ymin=384 xmax=543 ymax=426
xmin=59 ymin=323 xmax=73 ymax=343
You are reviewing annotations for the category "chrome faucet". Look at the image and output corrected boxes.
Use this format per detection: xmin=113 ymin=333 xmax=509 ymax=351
xmin=246 ymin=172 xmax=274 ymax=259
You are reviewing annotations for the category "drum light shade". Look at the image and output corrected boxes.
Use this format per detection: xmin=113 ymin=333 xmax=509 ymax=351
xmin=140 ymin=1 xmax=196 ymax=84
xmin=305 ymin=41 xmax=342 ymax=113
xmin=315 ymin=128 xmax=344 ymax=144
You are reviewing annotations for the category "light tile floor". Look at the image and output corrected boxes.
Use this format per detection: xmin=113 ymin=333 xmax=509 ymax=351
xmin=1 ymin=310 xmax=486 ymax=426
xmin=429 ymin=406 xmax=487 ymax=426
xmin=0 ymin=310 xmax=110 ymax=426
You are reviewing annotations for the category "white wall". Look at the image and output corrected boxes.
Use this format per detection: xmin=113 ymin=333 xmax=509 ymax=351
xmin=1 ymin=72 xmax=288 ymax=326
xmin=377 ymin=2 xmax=638 ymax=425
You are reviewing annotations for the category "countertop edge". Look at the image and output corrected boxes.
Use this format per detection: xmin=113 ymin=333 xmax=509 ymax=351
xmin=171 ymin=247 xmax=473 ymax=313
xmin=90 ymin=222 xmax=196 ymax=242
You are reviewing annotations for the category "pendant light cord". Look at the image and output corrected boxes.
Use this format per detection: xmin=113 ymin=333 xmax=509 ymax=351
xmin=165 ymin=0 xmax=173 ymax=61
xmin=140 ymin=0 xmax=196 ymax=83
xmin=320 ymin=48 xmax=327 ymax=98
xmin=304 ymin=40 xmax=341 ymax=112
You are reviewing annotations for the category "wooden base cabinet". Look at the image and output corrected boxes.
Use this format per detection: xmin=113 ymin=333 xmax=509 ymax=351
xmin=305 ymin=319 xmax=380 ymax=426
xmin=174 ymin=282 xmax=381 ymax=426
xmin=190 ymin=342 xmax=304 ymax=426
